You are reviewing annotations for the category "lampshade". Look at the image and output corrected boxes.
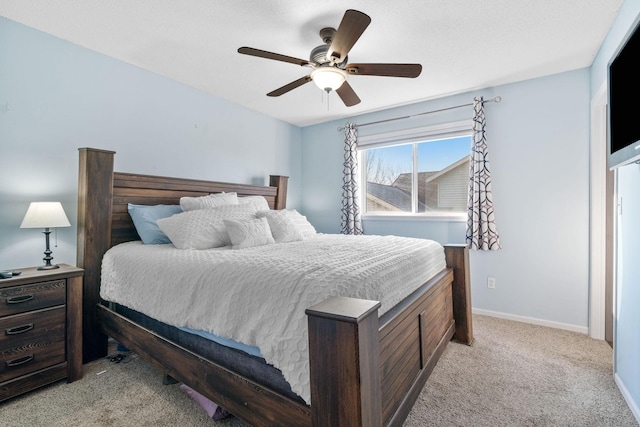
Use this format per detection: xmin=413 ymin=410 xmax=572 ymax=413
xmin=311 ymin=67 xmax=347 ymax=92
xmin=20 ymin=202 xmax=71 ymax=229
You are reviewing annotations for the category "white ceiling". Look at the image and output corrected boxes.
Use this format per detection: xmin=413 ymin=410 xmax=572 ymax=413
xmin=0 ymin=0 xmax=623 ymax=127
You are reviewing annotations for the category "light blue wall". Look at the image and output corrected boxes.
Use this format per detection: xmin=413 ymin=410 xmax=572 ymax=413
xmin=592 ymin=0 xmax=640 ymax=420
xmin=301 ymin=70 xmax=591 ymax=331
xmin=0 ymin=17 xmax=302 ymax=270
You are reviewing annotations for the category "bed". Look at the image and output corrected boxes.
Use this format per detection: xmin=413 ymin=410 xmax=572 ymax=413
xmin=76 ymin=147 xmax=473 ymax=427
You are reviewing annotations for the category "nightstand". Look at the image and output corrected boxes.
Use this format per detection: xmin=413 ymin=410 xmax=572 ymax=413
xmin=0 ymin=264 xmax=83 ymax=402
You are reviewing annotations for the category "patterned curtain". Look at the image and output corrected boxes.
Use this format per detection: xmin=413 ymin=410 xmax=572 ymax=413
xmin=341 ymin=123 xmax=363 ymax=235
xmin=466 ymin=97 xmax=501 ymax=250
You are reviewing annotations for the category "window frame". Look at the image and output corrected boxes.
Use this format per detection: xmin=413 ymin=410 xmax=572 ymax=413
xmin=357 ymin=120 xmax=473 ymax=222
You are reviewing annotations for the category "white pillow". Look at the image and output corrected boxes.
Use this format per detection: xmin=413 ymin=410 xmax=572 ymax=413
xmin=287 ymin=209 xmax=317 ymax=237
xmin=224 ymin=217 xmax=275 ymax=250
xmin=256 ymin=209 xmax=304 ymax=243
xmin=157 ymin=204 xmax=257 ymax=249
xmin=238 ymin=195 xmax=270 ymax=211
xmin=180 ymin=192 xmax=239 ymax=212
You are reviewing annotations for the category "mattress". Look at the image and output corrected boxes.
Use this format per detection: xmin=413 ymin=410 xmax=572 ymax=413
xmin=100 ymin=233 xmax=446 ymax=403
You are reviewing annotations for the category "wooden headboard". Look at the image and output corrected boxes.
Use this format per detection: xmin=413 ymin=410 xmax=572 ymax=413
xmin=76 ymin=147 xmax=289 ymax=362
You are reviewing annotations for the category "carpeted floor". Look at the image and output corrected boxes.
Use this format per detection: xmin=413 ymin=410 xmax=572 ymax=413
xmin=1 ymin=315 xmax=637 ymax=426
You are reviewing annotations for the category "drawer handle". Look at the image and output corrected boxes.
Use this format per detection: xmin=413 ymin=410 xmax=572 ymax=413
xmin=5 ymin=323 xmax=34 ymax=335
xmin=6 ymin=354 xmax=34 ymax=367
xmin=5 ymin=294 xmax=34 ymax=304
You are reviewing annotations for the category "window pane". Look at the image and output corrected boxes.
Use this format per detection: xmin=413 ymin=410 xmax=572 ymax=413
xmin=416 ymin=136 xmax=471 ymax=213
xmin=364 ymin=144 xmax=413 ymax=213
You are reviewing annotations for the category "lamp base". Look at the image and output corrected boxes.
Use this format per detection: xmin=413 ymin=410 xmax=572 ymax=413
xmin=38 ymin=228 xmax=59 ymax=271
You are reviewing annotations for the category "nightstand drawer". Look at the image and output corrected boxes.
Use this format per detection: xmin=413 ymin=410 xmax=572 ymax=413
xmin=0 ymin=306 xmax=66 ymax=347
xmin=0 ymin=310 xmax=66 ymax=382
xmin=0 ymin=280 xmax=66 ymax=317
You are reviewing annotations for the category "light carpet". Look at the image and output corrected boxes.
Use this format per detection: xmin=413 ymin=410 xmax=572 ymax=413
xmin=1 ymin=315 xmax=637 ymax=426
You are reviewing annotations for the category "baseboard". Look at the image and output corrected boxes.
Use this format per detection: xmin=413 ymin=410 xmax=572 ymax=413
xmin=472 ymin=308 xmax=589 ymax=335
xmin=615 ymin=373 xmax=640 ymax=424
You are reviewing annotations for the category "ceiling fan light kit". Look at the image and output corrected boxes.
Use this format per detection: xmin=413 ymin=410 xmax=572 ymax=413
xmin=238 ymin=9 xmax=422 ymax=107
xmin=311 ymin=67 xmax=346 ymax=92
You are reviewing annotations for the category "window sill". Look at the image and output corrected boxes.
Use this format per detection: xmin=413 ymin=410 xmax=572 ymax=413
xmin=362 ymin=213 xmax=467 ymax=222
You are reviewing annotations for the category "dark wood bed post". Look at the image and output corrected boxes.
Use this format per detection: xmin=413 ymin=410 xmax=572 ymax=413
xmin=269 ymin=175 xmax=288 ymax=210
xmin=77 ymin=147 xmax=115 ymax=362
xmin=444 ymin=244 xmax=473 ymax=345
xmin=306 ymin=297 xmax=382 ymax=427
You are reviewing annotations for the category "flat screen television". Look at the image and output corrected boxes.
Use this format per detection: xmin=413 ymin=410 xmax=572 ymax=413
xmin=608 ymin=18 xmax=640 ymax=169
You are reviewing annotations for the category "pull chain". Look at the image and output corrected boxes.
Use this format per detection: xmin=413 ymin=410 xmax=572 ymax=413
xmin=319 ymin=89 xmax=333 ymax=111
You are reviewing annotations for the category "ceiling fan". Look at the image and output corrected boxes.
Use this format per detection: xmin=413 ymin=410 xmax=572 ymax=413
xmin=238 ymin=9 xmax=422 ymax=107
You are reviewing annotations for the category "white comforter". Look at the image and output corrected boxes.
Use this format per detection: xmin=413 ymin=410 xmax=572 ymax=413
xmin=100 ymin=234 xmax=446 ymax=404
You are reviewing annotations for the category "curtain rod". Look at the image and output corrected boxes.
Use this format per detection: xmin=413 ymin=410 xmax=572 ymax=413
xmin=337 ymin=96 xmax=502 ymax=131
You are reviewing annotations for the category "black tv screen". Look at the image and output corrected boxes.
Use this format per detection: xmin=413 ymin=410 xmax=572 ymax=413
xmin=609 ymin=18 xmax=640 ymax=169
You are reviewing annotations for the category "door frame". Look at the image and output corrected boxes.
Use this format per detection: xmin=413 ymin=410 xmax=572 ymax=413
xmin=589 ymin=82 xmax=614 ymax=343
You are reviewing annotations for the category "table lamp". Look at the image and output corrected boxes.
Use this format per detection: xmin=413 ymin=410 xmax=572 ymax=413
xmin=20 ymin=202 xmax=71 ymax=270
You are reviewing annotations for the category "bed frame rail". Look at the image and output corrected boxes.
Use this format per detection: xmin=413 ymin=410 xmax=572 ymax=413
xmin=97 ymin=304 xmax=311 ymax=426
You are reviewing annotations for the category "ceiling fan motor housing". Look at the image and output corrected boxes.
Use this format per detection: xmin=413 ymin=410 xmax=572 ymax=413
xmin=310 ymin=44 xmax=347 ymax=66
xmin=311 ymin=27 xmax=348 ymax=66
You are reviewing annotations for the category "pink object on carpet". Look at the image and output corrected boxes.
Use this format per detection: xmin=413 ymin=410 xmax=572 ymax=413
xmin=179 ymin=384 xmax=231 ymax=421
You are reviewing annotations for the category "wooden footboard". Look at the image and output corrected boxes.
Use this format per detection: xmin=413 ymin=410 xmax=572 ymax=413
xmin=77 ymin=147 xmax=472 ymax=427
xmin=306 ymin=247 xmax=469 ymax=427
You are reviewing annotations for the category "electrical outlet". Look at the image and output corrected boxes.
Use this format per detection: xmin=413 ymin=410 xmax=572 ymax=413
xmin=487 ymin=277 xmax=496 ymax=289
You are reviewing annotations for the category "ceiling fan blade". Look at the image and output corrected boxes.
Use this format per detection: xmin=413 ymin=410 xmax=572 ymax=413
xmin=345 ymin=63 xmax=422 ymax=78
xmin=335 ymin=81 xmax=361 ymax=107
xmin=267 ymin=75 xmax=313 ymax=97
xmin=238 ymin=47 xmax=313 ymax=67
xmin=327 ymin=10 xmax=371 ymax=63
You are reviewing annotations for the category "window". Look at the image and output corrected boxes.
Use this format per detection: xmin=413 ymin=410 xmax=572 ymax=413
xmin=358 ymin=121 xmax=472 ymax=218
